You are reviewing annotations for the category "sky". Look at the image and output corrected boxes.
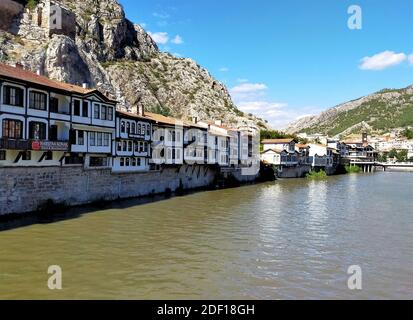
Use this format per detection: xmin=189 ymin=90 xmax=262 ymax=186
xmin=119 ymin=0 xmax=413 ymax=129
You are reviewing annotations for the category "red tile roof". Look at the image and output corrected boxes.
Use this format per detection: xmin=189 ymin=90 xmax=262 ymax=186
xmin=262 ymin=138 xmax=295 ymax=144
xmin=0 ymin=63 xmax=115 ymax=102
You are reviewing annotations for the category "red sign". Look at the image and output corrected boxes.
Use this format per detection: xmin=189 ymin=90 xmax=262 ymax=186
xmin=31 ymin=141 xmax=41 ymax=151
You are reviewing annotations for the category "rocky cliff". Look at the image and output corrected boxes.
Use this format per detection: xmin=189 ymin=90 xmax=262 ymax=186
xmin=285 ymin=85 xmax=413 ymax=138
xmin=0 ymin=0 xmax=267 ymax=129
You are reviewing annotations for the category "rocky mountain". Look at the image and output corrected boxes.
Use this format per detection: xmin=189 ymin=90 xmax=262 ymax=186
xmin=286 ymin=85 xmax=413 ymax=138
xmin=0 ymin=0 xmax=267 ymax=129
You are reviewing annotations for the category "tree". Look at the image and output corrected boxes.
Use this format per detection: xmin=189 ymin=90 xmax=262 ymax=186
xmin=402 ymin=128 xmax=413 ymax=140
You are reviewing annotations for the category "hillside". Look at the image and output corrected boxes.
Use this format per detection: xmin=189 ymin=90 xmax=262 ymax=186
xmin=286 ymin=85 xmax=413 ymax=137
xmin=0 ymin=0 xmax=267 ymax=129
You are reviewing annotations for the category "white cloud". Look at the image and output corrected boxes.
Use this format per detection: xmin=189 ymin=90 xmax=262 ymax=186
xmin=408 ymin=54 xmax=413 ymax=66
xmin=171 ymin=35 xmax=184 ymax=45
xmin=230 ymin=83 xmax=268 ymax=94
xmin=152 ymin=12 xmax=170 ymax=19
xmin=359 ymin=51 xmax=407 ymax=70
xmin=148 ymin=32 xmax=169 ymax=45
xmin=237 ymin=101 xmax=322 ymax=130
xmin=219 ymin=67 xmax=229 ymax=72
xmin=236 ymin=78 xmax=249 ymax=83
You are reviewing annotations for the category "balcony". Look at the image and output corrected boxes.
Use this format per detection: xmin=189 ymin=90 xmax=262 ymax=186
xmin=0 ymin=138 xmax=69 ymax=151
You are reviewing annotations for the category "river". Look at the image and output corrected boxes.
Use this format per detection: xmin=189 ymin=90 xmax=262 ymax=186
xmin=0 ymin=172 xmax=412 ymax=299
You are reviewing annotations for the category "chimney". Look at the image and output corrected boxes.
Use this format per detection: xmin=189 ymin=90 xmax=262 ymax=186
xmin=138 ymin=104 xmax=145 ymax=117
xmin=192 ymin=116 xmax=198 ymax=124
xmin=36 ymin=69 xmax=42 ymax=76
xmin=82 ymin=83 xmax=89 ymax=89
xmin=214 ymin=119 xmax=222 ymax=126
xmin=362 ymin=132 xmax=368 ymax=146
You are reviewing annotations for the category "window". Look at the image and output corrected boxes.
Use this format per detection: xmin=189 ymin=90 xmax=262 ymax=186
xmin=101 ymin=105 xmax=107 ymax=120
xmin=50 ymin=97 xmax=59 ymax=113
xmin=126 ymin=122 xmax=130 ymax=134
xmin=103 ymin=133 xmax=110 ymax=147
xmin=97 ymin=132 xmax=103 ymax=146
xmin=90 ymin=132 xmax=96 ymax=146
xmin=82 ymin=101 xmax=89 ymax=117
xmin=3 ymin=86 xmax=24 ymax=107
xmin=131 ymin=123 xmax=136 ymax=134
xmin=128 ymin=141 xmax=132 ymax=152
xmin=120 ymin=158 xmax=125 ymax=167
xmin=146 ymin=125 xmax=150 ymax=136
xmin=107 ymin=107 xmax=113 ymax=121
xmin=122 ymin=141 xmax=127 ymax=151
xmin=125 ymin=158 xmax=130 ymax=166
xmin=132 ymin=158 xmax=136 ymax=166
xmin=144 ymin=142 xmax=148 ymax=153
xmin=94 ymin=104 xmax=100 ymax=119
xmin=139 ymin=142 xmax=144 ymax=153
xmin=135 ymin=142 xmax=139 ymax=152
xmin=138 ymin=124 xmax=141 ymax=135
xmin=121 ymin=121 xmax=126 ymax=133
xmin=49 ymin=125 xmax=57 ymax=141
xmin=2 ymin=119 xmax=23 ymax=139
xmin=117 ymin=142 xmax=122 ymax=152
xmin=29 ymin=91 xmax=47 ymax=110
xmin=78 ymin=131 xmax=85 ymax=145
xmin=73 ymin=100 xmax=81 ymax=116
xmin=29 ymin=122 xmax=46 ymax=140
xmin=137 ymin=158 xmax=141 ymax=166
xmin=64 ymin=154 xmax=84 ymax=165
xmin=89 ymin=156 xmax=108 ymax=167
xmin=0 ymin=150 xmax=6 ymax=161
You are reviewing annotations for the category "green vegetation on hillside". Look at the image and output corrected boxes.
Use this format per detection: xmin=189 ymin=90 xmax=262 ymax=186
xmin=402 ymin=128 xmax=413 ymax=139
xmin=303 ymin=90 xmax=413 ymax=136
xmin=388 ymin=149 xmax=409 ymax=162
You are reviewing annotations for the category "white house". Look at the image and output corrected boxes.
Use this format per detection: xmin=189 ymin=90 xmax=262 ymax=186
xmin=147 ymin=112 xmax=184 ymax=167
xmin=0 ymin=62 xmax=116 ymax=169
xmin=308 ymin=143 xmax=333 ymax=168
xmin=112 ymin=110 xmax=153 ymax=172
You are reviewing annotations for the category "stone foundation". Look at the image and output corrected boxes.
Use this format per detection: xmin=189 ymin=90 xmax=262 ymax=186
xmin=0 ymin=165 xmax=222 ymax=215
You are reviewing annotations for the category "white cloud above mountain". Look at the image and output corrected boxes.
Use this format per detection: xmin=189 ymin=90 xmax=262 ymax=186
xmin=359 ymin=51 xmax=407 ymax=70
xmin=171 ymin=35 xmax=184 ymax=44
xmin=148 ymin=32 xmax=169 ymax=44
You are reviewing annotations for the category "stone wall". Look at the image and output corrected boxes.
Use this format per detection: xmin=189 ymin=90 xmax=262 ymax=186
xmin=277 ymin=165 xmax=312 ymax=179
xmin=0 ymin=0 xmax=24 ymax=31
xmin=0 ymin=165 xmax=221 ymax=216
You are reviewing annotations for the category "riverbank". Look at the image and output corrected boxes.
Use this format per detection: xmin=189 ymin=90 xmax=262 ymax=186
xmin=0 ymin=165 xmax=259 ymax=217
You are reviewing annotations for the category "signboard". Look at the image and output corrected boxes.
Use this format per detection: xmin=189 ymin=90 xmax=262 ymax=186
xmin=39 ymin=141 xmax=69 ymax=151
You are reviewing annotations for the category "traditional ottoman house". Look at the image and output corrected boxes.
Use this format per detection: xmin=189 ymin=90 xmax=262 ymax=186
xmin=183 ymin=117 xmax=208 ymax=165
xmin=198 ymin=120 xmax=230 ymax=167
xmin=112 ymin=110 xmax=153 ymax=172
xmin=0 ymin=63 xmax=116 ymax=168
xmin=147 ymin=112 xmax=184 ymax=168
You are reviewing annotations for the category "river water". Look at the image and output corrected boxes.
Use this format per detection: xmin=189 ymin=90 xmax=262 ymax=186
xmin=0 ymin=172 xmax=412 ymax=299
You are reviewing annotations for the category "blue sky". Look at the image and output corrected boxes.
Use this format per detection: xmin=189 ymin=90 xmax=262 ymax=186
xmin=120 ymin=0 xmax=413 ymax=129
